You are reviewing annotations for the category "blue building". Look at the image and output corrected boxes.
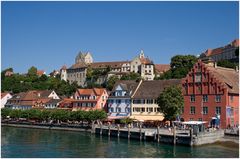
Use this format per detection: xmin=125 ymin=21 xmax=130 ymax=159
xmin=107 ymin=80 xmax=138 ymax=119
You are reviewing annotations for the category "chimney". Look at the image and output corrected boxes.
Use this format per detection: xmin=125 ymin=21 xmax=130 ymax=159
xmin=236 ymin=66 xmax=239 ymax=72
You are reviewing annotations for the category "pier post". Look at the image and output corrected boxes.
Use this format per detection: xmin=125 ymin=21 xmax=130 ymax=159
xmin=190 ymin=128 xmax=193 ymax=145
xmin=139 ymin=124 xmax=142 ymax=141
xmin=157 ymin=126 xmax=160 ymax=143
xmin=173 ymin=126 xmax=176 ymax=145
xmin=117 ymin=124 xmax=120 ymax=137
xmin=100 ymin=123 xmax=102 ymax=135
xmin=108 ymin=123 xmax=111 ymax=136
xmin=128 ymin=124 xmax=130 ymax=139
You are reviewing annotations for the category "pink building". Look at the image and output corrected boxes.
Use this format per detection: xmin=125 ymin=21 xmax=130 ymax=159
xmin=73 ymin=88 xmax=108 ymax=111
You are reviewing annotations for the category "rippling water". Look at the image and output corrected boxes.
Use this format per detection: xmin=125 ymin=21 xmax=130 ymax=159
xmin=1 ymin=126 xmax=239 ymax=158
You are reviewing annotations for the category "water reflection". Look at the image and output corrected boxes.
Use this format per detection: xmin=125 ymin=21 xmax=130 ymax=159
xmin=1 ymin=126 xmax=239 ymax=158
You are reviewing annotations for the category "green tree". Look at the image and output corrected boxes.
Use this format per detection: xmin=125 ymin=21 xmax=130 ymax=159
xmin=170 ymin=55 xmax=197 ymax=79
xmin=106 ymin=75 xmax=119 ymax=90
xmin=217 ymin=60 xmax=237 ymax=69
xmin=1 ymin=108 xmax=12 ymax=118
xmin=120 ymin=72 xmax=141 ymax=81
xmin=157 ymin=86 xmax=184 ymax=121
xmin=27 ymin=66 xmax=38 ymax=76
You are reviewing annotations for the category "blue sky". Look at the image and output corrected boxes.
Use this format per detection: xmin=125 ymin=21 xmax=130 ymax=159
xmin=1 ymin=1 xmax=239 ymax=74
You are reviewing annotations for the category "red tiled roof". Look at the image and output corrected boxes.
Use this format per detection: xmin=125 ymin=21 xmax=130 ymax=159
xmin=37 ymin=70 xmax=45 ymax=76
xmin=154 ymin=64 xmax=171 ymax=73
xmin=139 ymin=57 xmax=152 ymax=64
xmin=204 ymin=64 xmax=239 ymax=94
xmin=77 ymin=88 xmax=106 ymax=96
xmin=1 ymin=93 xmax=9 ymax=99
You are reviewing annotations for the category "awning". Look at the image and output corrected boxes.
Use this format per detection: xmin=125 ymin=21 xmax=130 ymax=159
xmin=130 ymin=115 xmax=164 ymax=121
xmin=107 ymin=116 xmax=128 ymax=120
xmin=181 ymin=121 xmax=207 ymax=125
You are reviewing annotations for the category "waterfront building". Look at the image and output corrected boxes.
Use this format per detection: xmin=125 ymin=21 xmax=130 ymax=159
xmin=73 ymin=88 xmax=108 ymax=111
xmin=5 ymin=90 xmax=60 ymax=110
xmin=107 ymin=80 xmax=138 ymax=119
xmin=131 ymin=79 xmax=181 ymax=121
xmin=130 ymin=50 xmax=155 ymax=80
xmin=58 ymin=98 xmax=74 ymax=110
xmin=1 ymin=92 xmax=12 ymax=108
xmin=154 ymin=64 xmax=171 ymax=78
xmin=199 ymin=39 xmax=239 ymax=62
xmin=181 ymin=60 xmax=239 ymax=128
xmin=44 ymin=99 xmax=62 ymax=109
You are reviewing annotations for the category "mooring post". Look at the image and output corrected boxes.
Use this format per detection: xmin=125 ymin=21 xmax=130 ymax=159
xmin=173 ymin=126 xmax=176 ymax=145
xmin=189 ymin=128 xmax=193 ymax=146
xmin=139 ymin=124 xmax=142 ymax=141
xmin=108 ymin=123 xmax=111 ymax=136
xmin=157 ymin=126 xmax=160 ymax=143
xmin=117 ymin=124 xmax=120 ymax=137
xmin=128 ymin=124 xmax=130 ymax=139
xmin=100 ymin=123 xmax=102 ymax=135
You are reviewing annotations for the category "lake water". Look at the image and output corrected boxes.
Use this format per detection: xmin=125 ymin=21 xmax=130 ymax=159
xmin=1 ymin=126 xmax=239 ymax=158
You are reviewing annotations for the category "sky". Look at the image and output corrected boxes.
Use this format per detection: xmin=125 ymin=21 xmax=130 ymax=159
xmin=1 ymin=1 xmax=239 ymax=74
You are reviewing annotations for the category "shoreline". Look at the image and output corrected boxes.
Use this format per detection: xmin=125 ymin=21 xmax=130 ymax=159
xmin=1 ymin=122 xmax=92 ymax=132
xmin=2 ymin=122 xmax=239 ymax=146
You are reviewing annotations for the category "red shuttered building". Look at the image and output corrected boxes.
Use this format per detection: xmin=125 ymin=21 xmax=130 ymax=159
xmin=181 ymin=60 xmax=239 ymax=128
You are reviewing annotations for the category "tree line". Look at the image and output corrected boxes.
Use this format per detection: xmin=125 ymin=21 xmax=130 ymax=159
xmin=1 ymin=66 xmax=78 ymax=96
xmin=1 ymin=108 xmax=107 ymax=124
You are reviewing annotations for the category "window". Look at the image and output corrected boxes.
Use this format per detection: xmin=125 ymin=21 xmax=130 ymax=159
xmin=101 ymin=103 xmax=103 ymax=108
xmin=203 ymin=107 xmax=208 ymax=114
xmin=215 ymin=107 xmax=221 ymax=115
xmin=117 ymin=107 xmax=121 ymax=112
xmin=198 ymin=118 xmax=202 ymax=121
xmin=133 ymin=107 xmax=141 ymax=112
xmin=203 ymin=95 xmax=208 ymax=102
xmin=141 ymin=108 xmax=145 ymax=112
xmin=125 ymin=107 xmax=130 ymax=113
xmin=190 ymin=95 xmax=195 ymax=102
xmin=215 ymin=95 xmax=221 ymax=102
xmin=116 ymin=99 xmax=121 ymax=104
xmin=190 ymin=118 xmax=194 ymax=121
xmin=110 ymin=107 xmax=114 ymax=112
xmin=146 ymin=99 xmax=153 ymax=104
xmin=147 ymin=107 xmax=153 ymax=112
xmin=125 ymin=99 xmax=129 ymax=104
xmin=190 ymin=106 xmax=195 ymax=114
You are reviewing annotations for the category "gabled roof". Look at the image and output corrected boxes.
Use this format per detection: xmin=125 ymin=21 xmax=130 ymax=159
xmin=10 ymin=90 xmax=54 ymax=100
xmin=68 ymin=62 xmax=88 ymax=69
xmin=90 ymin=61 xmax=130 ymax=69
xmin=205 ymin=64 xmax=239 ymax=94
xmin=1 ymin=93 xmax=11 ymax=99
xmin=155 ymin=64 xmax=171 ymax=73
xmin=37 ymin=70 xmax=45 ymax=76
xmin=112 ymin=80 xmax=139 ymax=92
xmin=76 ymin=88 xmax=106 ymax=96
xmin=45 ymin=98 xmax=62 ymax=104
xmin=110 ymin=80 xmax=139 ymax=97
xmin=133 ymin=79 xmax=182 ymax=99
xmin=139 ymin=57 xmax=153 ymax=65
